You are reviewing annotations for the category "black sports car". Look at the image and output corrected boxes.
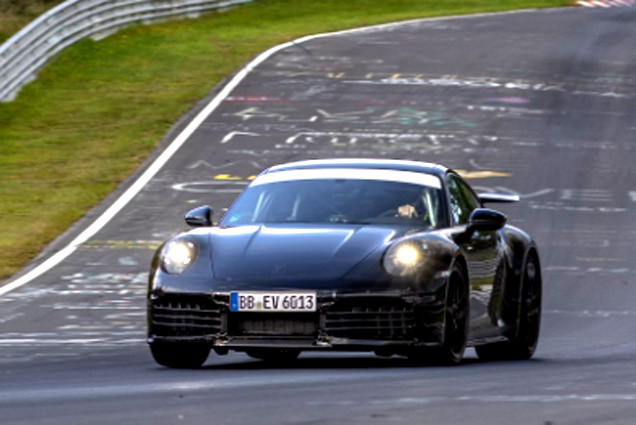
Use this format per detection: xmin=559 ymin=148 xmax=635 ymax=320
xmin=147 ymin=159 xmax=541 ymax=367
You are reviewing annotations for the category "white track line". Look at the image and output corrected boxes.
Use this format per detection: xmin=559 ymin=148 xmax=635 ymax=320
xmin=0 ymin=9 xmax=552 ymax=297
xmin=577 ymin=0 xmax=635 ymax=6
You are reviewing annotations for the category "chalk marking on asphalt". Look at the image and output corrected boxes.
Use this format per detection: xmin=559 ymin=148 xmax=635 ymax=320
xmin=0 ymin=8 xmax=561 ymax=297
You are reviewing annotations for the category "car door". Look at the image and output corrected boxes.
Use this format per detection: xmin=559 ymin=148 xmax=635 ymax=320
xmin=446 ymin=174 xmax=504 ymax=336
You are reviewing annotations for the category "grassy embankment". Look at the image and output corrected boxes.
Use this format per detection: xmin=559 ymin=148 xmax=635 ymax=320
xmin=0 ymin=0 xmax=571 ymax=280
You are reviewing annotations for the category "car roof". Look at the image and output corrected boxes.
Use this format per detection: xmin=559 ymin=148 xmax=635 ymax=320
xmin=262 ymin=159 xmax=449 ymax=177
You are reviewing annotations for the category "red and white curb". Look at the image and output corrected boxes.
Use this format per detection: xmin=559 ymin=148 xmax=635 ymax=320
xmin=575 ymin=0 xmax=635 ymax=7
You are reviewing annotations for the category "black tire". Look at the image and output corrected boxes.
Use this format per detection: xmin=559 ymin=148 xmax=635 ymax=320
xmin=409 ymin=262 xmax=469 ymax=365
xmin=245 ymin=349 xmax=300 ymax=363
xmin=475 ymin=253 xmax=542 ymax=361
xmin=150 ymin=343 xmax=210 ymax=369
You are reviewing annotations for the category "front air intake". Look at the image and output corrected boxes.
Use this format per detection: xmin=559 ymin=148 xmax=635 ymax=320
xmin=150 ymin=295 xmax=222 ymax=337
xmin=325 ymin=299 xmax=416 ymax=340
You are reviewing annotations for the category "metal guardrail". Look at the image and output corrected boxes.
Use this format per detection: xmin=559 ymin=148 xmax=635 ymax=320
xmin=0 ymin=0 xmax=254 ymax=102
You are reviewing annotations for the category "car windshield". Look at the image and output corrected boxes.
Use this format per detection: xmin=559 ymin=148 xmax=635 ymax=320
xmin=220 ymin=176 xmax=445 ymax=229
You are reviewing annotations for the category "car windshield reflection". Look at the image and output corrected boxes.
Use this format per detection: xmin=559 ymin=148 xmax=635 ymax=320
xmin=220 ymin=179 xmax=444 ymax=229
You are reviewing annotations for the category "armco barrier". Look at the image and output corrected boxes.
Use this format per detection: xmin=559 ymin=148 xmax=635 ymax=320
xmin=0 ymin=0 xmax=253 ymax=102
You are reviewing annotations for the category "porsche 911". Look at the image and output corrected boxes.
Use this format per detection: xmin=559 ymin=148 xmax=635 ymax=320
xmin=147 ymin=159 xmax=541 ymax=368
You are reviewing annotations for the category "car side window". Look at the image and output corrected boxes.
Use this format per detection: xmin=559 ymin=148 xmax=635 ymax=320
xmin=447 ymin=174 xmax=479 ymax=225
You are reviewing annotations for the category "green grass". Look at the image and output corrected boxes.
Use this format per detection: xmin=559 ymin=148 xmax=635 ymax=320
xmin=0 ymin=0 xmax=571 ymax=280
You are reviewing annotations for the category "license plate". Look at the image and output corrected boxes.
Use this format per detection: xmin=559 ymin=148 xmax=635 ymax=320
xmin=230 ymin=292 xmax=317 ymax=312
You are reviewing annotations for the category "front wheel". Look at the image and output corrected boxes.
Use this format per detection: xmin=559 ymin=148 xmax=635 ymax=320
xmin=476 ymin=253 xmax=542 ymax=361
xmin=409 ymin=262 xmax=469 ymax=365
xmin=150 ymin=343 xmax=210 ymax=368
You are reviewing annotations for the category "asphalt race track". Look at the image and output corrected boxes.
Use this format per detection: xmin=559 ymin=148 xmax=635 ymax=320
xmin=1 ymin=6 xmax=635 ymax=425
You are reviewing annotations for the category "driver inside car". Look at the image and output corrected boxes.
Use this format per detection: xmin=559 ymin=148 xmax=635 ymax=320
xmin=397 ymin=203 xmax=418 ymax=218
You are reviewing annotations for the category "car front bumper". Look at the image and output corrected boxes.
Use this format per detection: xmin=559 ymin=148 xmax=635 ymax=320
xmin=147 ymin=290 xmax=446 ymax=353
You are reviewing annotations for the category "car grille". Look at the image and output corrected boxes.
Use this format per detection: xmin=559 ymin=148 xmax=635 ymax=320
xmin=229 ymin=313 xmax=318 ymax=337
xmin=150 ymin=296 xmax=222 ymax=337
xmin=325 ymin=299 xmax=416 ymax=340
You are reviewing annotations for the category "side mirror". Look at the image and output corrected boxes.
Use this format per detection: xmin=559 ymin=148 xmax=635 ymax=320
xmin=185 ymin=205 xmax=213 ymax=227
xmin=467 ymin=208 xmax=507 ymax=232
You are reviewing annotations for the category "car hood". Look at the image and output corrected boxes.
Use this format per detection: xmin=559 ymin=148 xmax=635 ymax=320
xmin=208 ymin=224 xmax=404 ymax=284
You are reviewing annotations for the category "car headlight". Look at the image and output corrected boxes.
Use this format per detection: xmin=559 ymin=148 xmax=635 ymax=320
xmin=161 ymin=238 xmax=197 ymax=274
xmin=383 ymin=241 xmax=428 ymax=276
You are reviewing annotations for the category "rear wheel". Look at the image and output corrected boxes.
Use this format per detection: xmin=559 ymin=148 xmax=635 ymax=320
xmin=476 ymin=253 xmax=542 ymax=361
xmin=150 ymin=343 xmax=210 ymax=368
xmin=409 ymin=262 xmax=468 ymax=365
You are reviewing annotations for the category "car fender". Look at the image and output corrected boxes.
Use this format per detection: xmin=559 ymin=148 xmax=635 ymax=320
xmin=343 ymin=231 xmax=460 ymax=294
xmin=148 ymin=229 xmax=215 ymax=295
xmin=500 ymin=225 xmax=539 ymax=330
